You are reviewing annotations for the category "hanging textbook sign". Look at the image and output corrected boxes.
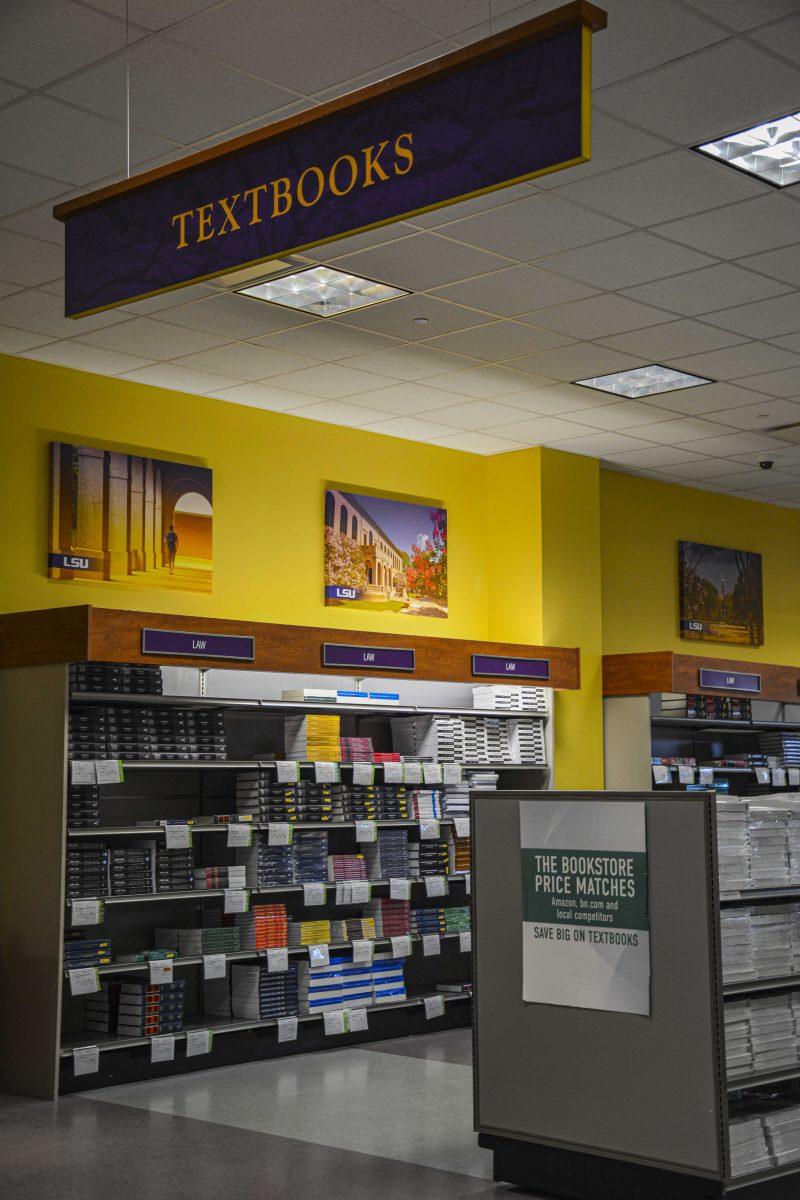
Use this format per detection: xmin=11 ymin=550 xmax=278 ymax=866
xmin=520 ymin=799 xmax=650 ymax=1016
xmin=54 ymin=2 xmax=605 ymax=317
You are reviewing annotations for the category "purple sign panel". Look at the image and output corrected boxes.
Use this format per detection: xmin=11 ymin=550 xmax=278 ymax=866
xmin=322 ymin=643 xmax=416 ymax=672
xmin=141 ymin=627 xmax=255 ymax=661
xmin=56 ymin=7 xmax=602 ymax=316
xmin=472 ymin=654 xmax=550 ymax=680
xmin=698 ymin=668 xmax=761 ymax=693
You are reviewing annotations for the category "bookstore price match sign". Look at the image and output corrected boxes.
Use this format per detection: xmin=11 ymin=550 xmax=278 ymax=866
xmin=520 ymin=799 xmax=650 ymax=1015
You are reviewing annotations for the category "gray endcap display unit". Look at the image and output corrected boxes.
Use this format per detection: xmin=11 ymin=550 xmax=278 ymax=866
xmin=471 ymin=790 xmax=800 ymax=1200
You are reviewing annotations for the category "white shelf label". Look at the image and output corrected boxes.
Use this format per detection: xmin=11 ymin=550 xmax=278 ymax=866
xmin=453 ymin=817 xmax=470 ymax=839
xmin=352 ymin=763 xmax=374 ymax=786
xmin=355 ymin=820 xmax=377 ymax=842
xmin=323 ymin=1010 xmax=346 ymax=1036
xmin=390 ymin=936 xmax=411 ymax=958
xmin=389 ymin=877 xmax=411 ymax=900
xmin=350 ymin=881 xmax=371 ymax=904
xmin=276 ymin=760 xmax=300 ymax=783
xmin=772 ymin=767 xmax=788 ymax=787
xmin=383 ymin=762 xmax=404 ymax=783
xmin=70 ymin=761 xmax=96 ymax=785
xmin=677 ymin=766 xmax=695 ymax=785
xmin=443 ymin=764 xmax=463 ymax=785
xmin=335 ymin=882 xmax=352 ymax=905
xmin=459 ymin=931 xmax=472 ymax=954
xmin=422 ymin=934 xmax=442 ymax=957
xmin=309 ymin=943 xmax=330 ymax=967
xmin=315 ymin=762 xmax=340 ymax=783
xmin=652 ymin=764 xmax=671 ymax=785
xmin=351 ymin=939 xmax=373 ymax=963
xmin=69 ymin=967 xmax=99 ymax=996
xmin=424 ymin=994 xmax=445 ymax=1020
xmin=73 ymin=1045 xmax=100 ymax=1076
xmin=425 ymin=875 xmax=447 ymax=898
xmin=203 ymin=954 xmax=227 ymax=980
xmin=423 ymin=763 xmax=443 ymax=785
xmin=790 ymin=769 xmax=800 ymax=787
xmin=265 ymin=947 xmax=289 ymax=974
xmin=149 ymin=959 xmax=174 ymax=984
xmin=463 ymin=871 xmax=471 ymax=895
xmin=268 ymin=822 xmax=293 ymax=846
xmin=71 ymin=899 xmax=102 ymax=926
xmin=164 ymin=823 xmax=192 ymax=849
xmin=150 ymin=1035 xmax=175 ymax=1063
xmin=277 ymin=1016 xmax=298 ymax=1043
xmin=227 ymin=823 xmax=252 ymax=847
xmin=346 ymin=1007 xmax=368 ymax=1033
xmin=404 ymin=762 xmax=423 ymax=785
xmin=419 ymin=819 xmax=440 ymax=841
xmin=755 ymin=766 xmax=770 ymax=785
xmin=303 ymin=882 xmax=326 ymax=906
xmin=95 ymin=759 xmax=124 ymax=785
xmin=185 ymin=1029 xmax=213 ymax=1057
xmin=224 ymin=888 xmax=250 ymax=914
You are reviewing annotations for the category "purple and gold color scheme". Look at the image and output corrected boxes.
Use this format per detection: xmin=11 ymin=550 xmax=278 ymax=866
xmin=141 ymin=628 xmax=254 ymax=660
xmin=472 ymin=654 xmax=550 ymax=680
xmin=698 ymin=668 xmax=761 ymax=694
xmin=55 ymin=2 xmax=605 ymax=317
xmin=322 ymin=643 xmax=416 ymax=672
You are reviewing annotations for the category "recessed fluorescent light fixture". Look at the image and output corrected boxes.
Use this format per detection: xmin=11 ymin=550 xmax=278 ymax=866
xmin=236 ymin=265 xmax=408 ymax=316
xmin=574 ymin=364 xmax=712 ymax=399
xmin=696 ymin=111 xmax=800 ymax=187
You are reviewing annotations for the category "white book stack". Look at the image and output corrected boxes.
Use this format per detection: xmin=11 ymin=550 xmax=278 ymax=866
xmin=765 ymin=1105 xmax=800 ymax=1168
xmin=720 ymin=909 xmax=755 ymax=983
xmin=729 ymin=1115 xmax=771 ymax=1177
xmin=750 ymin=994 xmax=798 ymax=1075
xmin=508 ymin=718 xmax=547 ymax=766
xmin=750 ymin=905 xmax=796 ymax=980
xmin=749 ymin=806 xmax=790 ymax=888
xmin=466 ymin=769 xmax=499 ymax=790
xmin=472 ymin=685 xmax=549 ymax=714
xmin=716 ymin=798 xmax=751 ymax=895
xmin=725 ymin=999 xmax=754 ymax=1079
xmin=443 ymin=784 xmax=469 ymax=815
xmin=788 ymin=806 xmax=800 ymax=884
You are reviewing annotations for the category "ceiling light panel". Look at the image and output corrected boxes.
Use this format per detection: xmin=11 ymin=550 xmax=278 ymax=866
xmin=574 ymin=364 xmax=712 ymax=398
xmin=237 ymin=266 xmax=407 ymax=317
xmin=697 ymin=112 xmax=800 ymax=187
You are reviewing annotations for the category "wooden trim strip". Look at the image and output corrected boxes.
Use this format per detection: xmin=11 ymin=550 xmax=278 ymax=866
xmin=603 ymin=651 xmax=800 ymax=705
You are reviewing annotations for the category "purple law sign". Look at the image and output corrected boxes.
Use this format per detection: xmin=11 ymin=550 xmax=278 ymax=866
xmin=698 ymin=668 xmax=761 ymax=693
xmin=472 ymin=654 xmax=550 ymax=680
xmin=322 ymin=643 xmax=416 ymax=672
xmin=55 ymin=5 xmax=605 ymax=316
xmin=141 ymin=628 xmax=255 ymax=661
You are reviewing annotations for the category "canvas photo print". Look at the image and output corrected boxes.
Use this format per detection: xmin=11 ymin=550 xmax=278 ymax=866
xmin=324 ymin=488 xmax=447 ymax=618
xmin=49 ymin=442 xmax=212 ymax=592
xmin=678 ymin=540 xmax=763 ymax=647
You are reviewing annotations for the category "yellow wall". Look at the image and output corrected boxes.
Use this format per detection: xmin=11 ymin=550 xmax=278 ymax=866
xmin=600 ymin=470 xmax=800 ymax=666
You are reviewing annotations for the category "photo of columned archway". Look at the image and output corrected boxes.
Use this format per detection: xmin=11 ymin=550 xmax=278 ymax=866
xmin=48 ymin=442 xmax=212 ymax=592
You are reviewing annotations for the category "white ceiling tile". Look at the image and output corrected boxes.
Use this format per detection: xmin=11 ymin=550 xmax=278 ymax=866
xmin=0 ymin=80 xmax=25 ymax=104
xmin=737 ymin=245 xmax=800 ymax=288
xmin=372 ymin=0 xmax=490 ymax=35
xmin=670 ymin=343 xmax=800 ymax=380
xmin=344 ymin=381 xmax=480 ymax=416
xmin=335 ymin=293 xmax=493 ymax=338
xmin=752 ymin=12 xmax=800 ymax=58
xmin=729 ymin=367 xmax=800 ymax=398
xmin=471 ymin=414 xmax=599 ymax=445
xmin=602 ymin=445 xmax=710 ymax=469
xmin=701 ymin=294 xmax=800 ymax=340
xmin=0 ymin=325 xmax=55 ymax=352
xmin=254 ymin=323 xmax=400 ymax=361
xmin=513 ymin=343 xmax=646 ymax=382
xmin=528 ymin=294 xmax=672 ymax=339
xmin=0 ymin=282 xmax=22 ymax=300
xmin=0 ymin=0 xmax=139 ymax=87
xmin=420 ymin=399 xmax=549 ymax=431
xmin=407 ymin=182 xmax=537 ymax=228
xmin=498 ymin=383 xmax=622 ymax=417
xmin=302 ymin=222 xmax=419 ymax=260
xmin=335 ymin=345 xmax=476 ymax=381
xmin=73 ymin=316 xmax=234 ymax=358
xmin=0 ymin=95 xmax=180 ymax=184
xmin=590 ymin=0 xmax=726 ymax=88
xmin=0 ymin=287 xmax=133 ymax=336
xmin=704 ymin=468 xmax=800 ymax=490
xmin=596 ymin=41 xmax=800 ymax=144
xmin=554 ymin=150 xmax=763 ymax=227
xmin=567 ymin=400 xmax=681 ymax=432
xmin=770 ymin=333 xmax=800 ymax=354
xmin=431 ymin=264 xmax=598 ymax=316
xmin=34 ymin=277 xmax=63 ymax=297
xmin=547 ymin=431 xmax=659 ymax=457
xmin=677 ymin=431 xmax=791 ymax=456
xmin=623 ymin=416 xmax=735 ymax=444
xmin=48 ymin=37 xmax=295 ymax=144
xmin=441 ymin=192 xmax=631 ymax=260
xmin=656 ymin=196 xmax=800 ymax=260
xmin=204 ymin=382 xmax=321 ymax=412
xmin=166 ymin=343 xmax=321 ymax=381
xmin=153 ymin=293 xmax=315 ymax=339
xmin=684 ymin=0 xmax=800 ymax=31
xmin=357 ymin=415 xmax=465 ymax=442
xmin=728 ymin=448 xmax=800 ymax=469
xmin=426 ymin=320 xmax=574 ymax=360
xmin=600 ymin=319 xmax=746 ymax=359
xmin=328 ymin=234 xmax=512 ymax=292
xmin=665 ymin=457 xmax=759 ymax=479
xmin=282 ymin=399 xmax=402 ymax=427
xmin=169 ymin=0 xmax=438 ymax=92
xmin=0 ymin=163 xmax=69 ymax=219
xmin=429 ymin=431 xmax=527 ymax=455
xmin=755 ymin=481 xmax=800 ymax=501
xmin=0 ymin=228 xmax=63 ymax=286
xmin=85 ymin=1 xmax=225 ymax=31
xmin=640 ymin=380 xmax=778 ymax=416
xmin=621 ymin=264 xmax=793 ymax=316
xmin=308 ymin=42 xmax=460 ymax=104
xmin=113 ymin=281 xmax=216 ymax=316
xmin=704 ymin=397 xmax=800 ymax=430
xmin=535 ymin=113 xmax=673 ymax=190
xmin=532 ymin=232 xmax=714 ymax=290
xmin=421 ymin=364 xmax=541 ymax=399
xmin=119 ymin=363 xmax=243 ymax=394
xmin=263 ymin=363 xmax=398 ymax=399
xmin=20 ymin=341 xmax=153 ymax=375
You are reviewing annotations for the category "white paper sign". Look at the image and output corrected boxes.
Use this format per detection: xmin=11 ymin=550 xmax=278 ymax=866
xmin=203 ymin=954 xmax=227 ymax=980
xmin=422 ymin=934 xmax=441 ymax=957
xmin=185 ymin=1029 xmax=213 ymax=1056
xmin=520 ymin=798 xmax=650 ymax=1016
xmin=453 ymin=818 xmax=471 ymax=839
xmin=651 ymin=764 xmax=671 ymax=785
xmin=224 ymin=888 xmax=249 ymax=913
xmin=227 ymin=823 xmax=252 ymax=847
xmin=315 ymin=762 xmax=340 ymax=783
xmin=390 ymin=935 xmax=411 ymax=958
xmin=389 ymin=877 xmax=411 ymax=900
xmin=383 ymin=762 xmax=404 ymax=783
xmin=352 ymin=763 xmax=374 ymax=786
xmin=324 ymin=1010 xmax=346 ymax=1036
xmin=349 ymin=881 xmax=371 ymax=904
xmin=95 ymin=759 xmax=124 ymax=785
xmin=463 ymin=871 xmax=471 ymax=895
xmin=335 ymin=882 xmax=352 ymax=905
xmin=69 ymin=967 xmax=99 ymax=996
xmin=71 ymin=899 xmax=102 ymax=926
xmin=149 ymin=959 xmax=174 ymax=984
xmin=268 ymin=822 xmax=293 ymax=846
xmin=699 ymin=767 xmax=714 ymax=785
xmin=423 ymin=763 xmax=443 ymax=785
xmin=276 ymin=760 xmax=300 ymax=782
xmin=303 ymin=882 xmax=326 ymax=906
xmin=165 ymin=824 xmax=192 ymax=849
xmin=150 ymin=1035 xmax=175 ymax=1063
xmin=772 ymin=768 xmax=788 ymax=787
xmin=70 ymin=761 xmax=96 ymax=785
xmin=404 ymin=762 xmax=423 ymax=785
xmin=73 ymin=1045 xmax=100 ymax=1076
xmin=790 ymin=769 xmax=800 ymax=787
xmin=355 ymin=820 xmax=377 ymax=843
xmin=419 ymin=819 xmax=440 ymax=841
xmin=677 ymin=766 xmax=695 ymax=785
xmin=755 ymin=767 xmax=771 ymax=784
xmin=309 ymin=943 xmax=330 ymax=967
xmin=351 ymin=939 xmax=373 ymax=963
xmin=277 ymin=1016 xmax=298 ymax=1042
xmin=459 ymin=931 xmax=472 ymax=953
xmin=346 ymin=1007 xmax=368 ymax=1033
xmin=425 ymin=875 xmax=447 ymax=898
xmin=443 ymin=764 xmax=463 ymax=785
xmin=266 ymin=947 xmax=289 ymax=973
xmin=424 ymin=994 xmax=445 ymax=1019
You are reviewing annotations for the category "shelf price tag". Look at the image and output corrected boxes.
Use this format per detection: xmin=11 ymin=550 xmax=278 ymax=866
xmin=443 ymin=764 xmax=462 ymax=785
xmin=352 ymin=763 xmax=375 ymax=786
xmin=422 ymin=934 xmax=442 ymax=957
xmin=404 ymin=762 xmax=423 ymax=785
xmin=383 ymin=762 xmax=404 ymax=783
xmin=790 ymin=769 xmax=800 ymax=787
xmin=227 ymin=823 xmax=253 ymax=848
xmin=69 ymin=967 xmax=100 ymax=996
xmin=266 ymin=947 xmax=289 ymax=973
xmin=95 ymin=759 xmax=124 ymax=785
xmin=224 ymin=888 xmax=250 ymax=914
xmin=323 ymin=1010 xmax=346 ymax=1036
xmin=315 ymin=762 xmax=340 ymax=783
xmin=309 ymin=943 xmax=330 ymax=967
xmin=355 ymin=820 xmax=377 ymax=843
xmin=150 ymin=1035 xmax=175 ymax=1063
xmin=755 ymin=767 xmax=770 ymax=785
xmin=453 ymin=817 xmax=470 ymax=839
xmin=459 ymin=931 xmax=472 ymax=953
xmin=73 ymin=1045 xmax=100 ymax=1076
xmin=390 ymin=935 xmax=411 ymax=958
xmin=203 ymin=954 xmax=227 ymax=980
xmin=389 ymin=877 xmax=411 ymax=900
xmin=463 ymin=872 xmax=471 ymax=895
xmin=71 ymin=898 xmax=103 ymax=926
xmin=423 ymin=763 xmax=443 ymax=785
xmin=677 ymin=766 xmax=695 ymax=785
xmin=303 ymin=882 xmax=326 ymax=906
xmin=772 ymin=767 xmax=788 ymax=787
xmin=419 ymin=819 xmax=440 ymax=841
xmin=277 ymin=1016 xmax=298 ymax=1043
xmin=268 ymin=822 xmax=293 ymax=846
xmin=276 ymin=760 xmax=300 ymax=783
xmin=699 ymin=767 xmax=714 ymax=785
xmin=424 ymin=994 xmax=445 ymax=1020
xmin=71 ymin=761 xmax=97 ymax=785
xmin=346 ymin=1008 xmax=368 ymax=1033
xmin=149 ymin=960 xmax=174 ymax=984
xmin=351 ymin=939 xmax=373 ymax=963
xmin=425 ymin=875 xmax=447 ymax=898
xmin=185 ymin=1029 xmax=213 ymax=1057
xmin=165 ymin=824 xmax=192 ymax=849
xmin=350 ymin=881 xmax=371 ymax=904
xmin=335 ymin=882 xmax=352 ymax=905
xmin=652 ymin=764 xmax=671 ymax=785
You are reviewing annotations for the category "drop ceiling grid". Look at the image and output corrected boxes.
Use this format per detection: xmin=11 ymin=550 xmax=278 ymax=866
xmin=1 ymin=0 xmax=800 ymax=504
